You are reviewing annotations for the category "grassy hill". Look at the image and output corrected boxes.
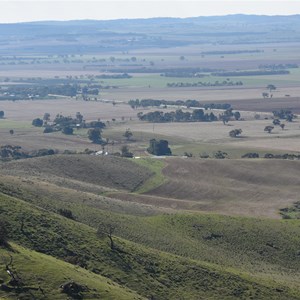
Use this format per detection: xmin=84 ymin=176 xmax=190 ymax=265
xmin=1 ymin=155 xmax=300 ymax=299
xmin=0 ymin=243 xmax=144 ymax=300
xmin=0 ymin=155 xmax=153 ymax=192
xmin=1 ymin=191 xmax=300 ymax=299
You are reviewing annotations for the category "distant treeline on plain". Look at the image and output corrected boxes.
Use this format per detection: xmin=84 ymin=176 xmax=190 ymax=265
xmin=128 ymin=98 xmax=231 ymax=110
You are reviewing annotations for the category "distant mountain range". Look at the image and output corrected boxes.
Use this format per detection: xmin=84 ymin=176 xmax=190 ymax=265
xmin=0 ymin=15 xmax=299 ymax=55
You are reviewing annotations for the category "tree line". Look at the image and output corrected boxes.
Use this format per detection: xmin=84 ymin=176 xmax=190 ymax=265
xmin=166 ymin=80 xmax=243 ymax=88
xmin=128 ymin=98 xmax=231 ymax=110
xmin=0 ymin=83 xmax=105 ymax=101
xmin=212 ymin=70 xmax=290 ymax=76
xmin=0 ymin=145 xmax=56 ymax=161
xmin=258 ymin=63 xmax=298 ymax=70
xmin=201 ymin=50 xmax=263 ymax=55
xmin=137 ymin=109 xmax=218 ymax=122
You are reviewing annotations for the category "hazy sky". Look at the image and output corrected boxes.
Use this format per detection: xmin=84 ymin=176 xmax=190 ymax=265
xmin=0 ymin=1 xmax=300 ymax=23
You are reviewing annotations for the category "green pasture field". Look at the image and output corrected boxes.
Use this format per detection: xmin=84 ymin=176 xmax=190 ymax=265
xmin=0 ymin=119 xmax=32 ymax=129
xmin=91 ymin=67 xmax=300 ymax=90
xmin=133 ymin=158 xmax=166 ymax=193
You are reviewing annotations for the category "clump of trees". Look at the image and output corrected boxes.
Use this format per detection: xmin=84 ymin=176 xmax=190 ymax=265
xmin=128 ymin=98 xmax=231 ymax=110
xmin=123 ymin=128 xmax=133 ymax=140
xmin=33 ymin=112 xmax=106 ymax=139
xmin=229 ymin=129 xmax=242 ymax=138
xmin=0 ymin=145 xmax=56 ymax=160
xmin=147 ymin=139 xmax=172 ymax=156
xmin=273 ymin=109 xmax=295 ymax=122
xmin=242 ymin=153 xmax=259 ymax=158
xmin=32 ymin=118 xmax=43 ymax=127
xmin=264 ymin=153 xmax=300 ymax=159
xmin=219 ymin=108 xmax=241 ymax=124
xmin=138 ymin=109 xmax=217 ymax=123
xmin=88 ymin=128 xmax=104 ymax=144
xmin=0 ymin=110 xmax=4 ymax=118
xmin=62 ymin=126 xmax=73 ymax=135
xmin=0 ymin=84 xmax=79 ymax=100
xmin=214 ymin=151 xmax=228 ymax=159
xmin=120 ymin=145 xmax=133 ymax=158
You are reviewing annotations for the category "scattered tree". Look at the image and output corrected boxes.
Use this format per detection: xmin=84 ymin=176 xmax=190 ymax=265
xmin=254 ymin=114 xmax=261 ymax=120
xmin=123 ymin=128 xmax=133 ymax=140
xmin=233 ymin=111 xmax=241 ymax=120
xmin=43 ymin=126 xmax=54 ymax=133
xmin=229 ymin=129 xmax=242 ymax=138
xmin=267 ymin=84 xmax=277 ymax=92
xmin=62 ymin=126 xmax=73 ymax=135
xmin=9 ymin=129 xmax=14 ymax=135
xmin=0 ymin=111 xmax=4 ymax=118
xmin=43 ymin=113 xmax=50 ymax=121
xmin=88 ymin=128 xmax=102 ymax=144
xmin=214 ymin=150 xmax=228 ymax=159
xmin=32 ymin=118 xmax=43 ymax=127
xmin=76 ymin=112 xmax=83 ymax=123
xmin=97 ymin=222 xmax=116 ymax=250
xmin=273 ymin=119 xmax=281 ymax=126
xmin=58 ymin=209 xmax=75 ymax=220
xmin=262 ymin=92 xmax=269 ymax=98
xmin=264 ymin=125 xmax=274 ymax=133
xmin=184 ymin=152 xmax=193 ymax=157
xmin=120 ymin=145 xmax=133 ymax=158
xmin=280 ymin=123 xmax=285 ymax=130
xmin=147 ymin=139 xmax=172 ymax=156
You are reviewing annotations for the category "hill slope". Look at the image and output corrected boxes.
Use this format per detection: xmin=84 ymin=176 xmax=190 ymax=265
xmin=0 ymin=155 xmax=153 ymax=192
xmin=0 ymin=243 xmax=144 ymax=300
xmin=145 ymin=158 xmax=300 ymax=218
xmin=1 ymin=191 xmax=300 ymax=299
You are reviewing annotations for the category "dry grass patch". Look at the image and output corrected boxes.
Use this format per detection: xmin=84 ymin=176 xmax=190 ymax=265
xmin=0 ymin=155 xmax=153 ymax=192
xmin=145 ymin=158 xmax=300 ymax=218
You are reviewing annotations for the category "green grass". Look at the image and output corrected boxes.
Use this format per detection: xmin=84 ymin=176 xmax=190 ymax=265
xmin=2 ymin=191 xmax=300 ymax=299
xmin=95 ymin=70 xmax=300 ymax=89
xmin=133 ymin=158 xmax=166 ymax=193
xmin=1 ymin=154 xmax=300 ymax=299
xmin=0 ymin=243 xmax=144 ymax=300
xmin=0 ymin=120 xmax=32 ymax=130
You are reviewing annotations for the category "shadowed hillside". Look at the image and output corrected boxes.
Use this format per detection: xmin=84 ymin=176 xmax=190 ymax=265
xmin=0 ymin=155 xmax=153 ymax=192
